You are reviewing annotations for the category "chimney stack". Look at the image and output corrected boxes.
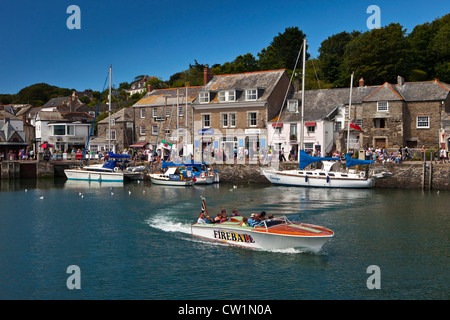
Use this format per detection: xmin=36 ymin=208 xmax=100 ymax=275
xmin=204 ymin=65 xmax=212 ymax=85
xmin=148 ymin=84 xmax=154 ymax=93
xmin=397 ymin=76 xmax=404 ymax=86
xmin=359 ymin=77 xmax=365 ymax=87
xmin=294 ymin=73 xmax=299 ymax=92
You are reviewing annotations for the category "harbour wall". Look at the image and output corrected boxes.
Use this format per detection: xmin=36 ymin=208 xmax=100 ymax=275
xmin=214 ymin=162 xmax=450 ymax=190
xmin=1 ymin=160 xmax=449 ymax=190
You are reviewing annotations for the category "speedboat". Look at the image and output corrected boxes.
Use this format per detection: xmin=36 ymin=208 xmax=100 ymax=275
xmin=190 ymin=197 xmax=334 ymax=253
xmin=149 ymin=166 xmax=194 ymax=186
xmin=64 ymin=152 xmax=144 ymax=182
xmin=261 ymin=151 xmax=376 ymax=189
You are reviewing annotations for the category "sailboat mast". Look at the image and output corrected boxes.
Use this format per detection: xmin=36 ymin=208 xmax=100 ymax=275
xmin=185 ymin=85 xmax=188 ymax=162
xmin=300 ymin=38 xmax=306 ymax=152
xmin=108 ymin=65 xmax=112 ymax=152
xmin=346 ymin=72 xmax=354 ymax=152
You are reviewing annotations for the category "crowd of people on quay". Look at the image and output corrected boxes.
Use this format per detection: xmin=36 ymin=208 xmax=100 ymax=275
xmin=358 ymin=145 xmax=448 ymax=164
xmin=197 ymin=209 xmax=275 ymax=227
xmin=1 ymin=144 xmax=448 ymax=165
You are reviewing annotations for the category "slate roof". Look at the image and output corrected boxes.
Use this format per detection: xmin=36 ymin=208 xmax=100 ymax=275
xmin=42 ymin=97 xmax=80 ymax=108
xmin=37 ymin=111 xmax=94 ymax=123
xmin=134 ymin=86 xmax=204 ymax=107
xmin=196 ymin=69 xmax=287 ymax=104
xmin=275 ymin=79 xmax=450 ymax=123
xmin=277 ymin=86 xmax=378 ymax=122
xmin=0 ymin=122 xmax=26 ymax=142
xmin=98 ymin=107 xmax=133 ymax=124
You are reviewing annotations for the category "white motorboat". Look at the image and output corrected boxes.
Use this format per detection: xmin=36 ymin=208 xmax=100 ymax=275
xmin=161 ymin=161 xmax=219 ymax=185
xmin=149 ymin=166 xmax=194 ymax=186
xmin=64 ymin=153 xmax=144 ymax=182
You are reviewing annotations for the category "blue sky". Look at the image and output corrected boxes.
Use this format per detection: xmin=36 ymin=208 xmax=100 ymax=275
xmin=0 ymin=0 xmax=448 ymax=94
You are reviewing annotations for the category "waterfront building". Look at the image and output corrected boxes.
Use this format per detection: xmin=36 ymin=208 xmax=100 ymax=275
xmin=191 ymin=67 xmax=291 ymax=163
xmin=132 ymin=85 xmax=203 ymax=159
xmin=35 ymin=110 xmax=93 ymax=152
xmin=271 ymin=76 xmax=450 ymax=155
xmin=95 ymin=107 xmax=135 ymax=153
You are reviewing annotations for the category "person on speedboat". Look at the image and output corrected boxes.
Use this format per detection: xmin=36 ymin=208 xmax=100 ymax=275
xmin=219 ymin=209 xmax=229 ymax=222
xmin=248 ymin=213 xmax=260 ymax=227
xmin=197 ymin=212 xmax=214 ymax=224
xmin=231 ymin=209 xmax=240 ymax=217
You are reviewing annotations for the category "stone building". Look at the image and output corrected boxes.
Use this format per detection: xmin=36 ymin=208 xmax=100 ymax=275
xmin=191 ymin=68 xmax=291 ymax=162
xmin=357 ymin=77 xmax=450 ymax=150
xmin=95 ymin=107 xmax=134 ymax=153
xmin=132 ymin=85 xmax=204 ymax=158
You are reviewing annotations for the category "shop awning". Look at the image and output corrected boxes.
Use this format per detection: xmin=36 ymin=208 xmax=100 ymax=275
xmin=272 ymin=123 xmax=283 ymax=127
xmin=304 ymin=122 xmax=316 ymax=127
xmin=130 ymin=142 xmax=149 ymax=148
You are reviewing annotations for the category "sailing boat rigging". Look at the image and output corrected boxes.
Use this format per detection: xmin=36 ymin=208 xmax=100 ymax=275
xmin=64 ymin=65 xmax=144 ymax=182
xmin=261 ymin=39 xmax=376 ymax=188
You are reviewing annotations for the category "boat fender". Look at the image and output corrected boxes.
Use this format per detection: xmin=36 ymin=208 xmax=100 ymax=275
xmin=305 ymin=176 xmax=308 ymax=182
xmin=326 ymin=176 xmax=330 ymax=183
xmin=360 ymin=171 xmax=365 ymax=178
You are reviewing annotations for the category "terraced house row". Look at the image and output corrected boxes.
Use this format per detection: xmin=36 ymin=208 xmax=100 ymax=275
xmin=3 ymin=68 xmax=449 ymax=160
xmin=132 ymin=67 xmax=450 ymax=161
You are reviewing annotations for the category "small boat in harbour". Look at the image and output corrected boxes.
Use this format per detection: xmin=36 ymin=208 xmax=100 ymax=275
xmin=64 ymin=152 xmax=144 ymax=182
xmin=190 ymin=197 xmax=334 ymax=253
xmin=149 ymin=166 xmax=195 ymax=186
xmin=261 ymin=151 xmax=376 ymax=188
xmin=161 ymin=161 xmax=219 ymax=185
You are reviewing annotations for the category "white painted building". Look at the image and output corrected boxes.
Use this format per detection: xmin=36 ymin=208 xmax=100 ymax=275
xmin=35 ymin=111 xmax=93 ymax=152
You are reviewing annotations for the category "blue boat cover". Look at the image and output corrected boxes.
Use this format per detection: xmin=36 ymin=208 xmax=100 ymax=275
xmin=298 ymin=150 xmax=340 ymax=170
xmin=345 ymin=153 xmax=374 ymax=167
xmin=107 ymin=152 xmax=130 ymax=159
xmin=161 ymin=161 xmax=208 ymax=168
xmin=103 ymin=160 xmax=116 ymax=170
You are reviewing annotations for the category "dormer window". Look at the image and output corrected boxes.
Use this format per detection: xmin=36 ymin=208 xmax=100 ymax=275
xmin=245 ymin=89 xmax=258 ymax=101
xmin=199 ymin=92 xmax=210 ymax=104
xmin=219 ymin=90 xmax=235 ymax=102
xmin=287 ymin=100 xmax=298 ymax=112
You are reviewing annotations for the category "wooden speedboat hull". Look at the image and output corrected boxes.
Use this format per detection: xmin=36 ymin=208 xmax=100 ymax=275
xmin=191 ymin=217 xmax=333 ymax=253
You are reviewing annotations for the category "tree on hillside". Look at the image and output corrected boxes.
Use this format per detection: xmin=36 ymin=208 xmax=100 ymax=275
xmin=258 ymin=27 xmax=309 ymax=71
xmin=213 ymin=53 xmax=260 ymax=75
xmin=342 ymin=23 xmax=410 ymax=85
xmin=407 ymin=13 xmax=450 ymax=82
xmin=318 ymin=31 xmax=360 ymax=86
xmin=169 ymin=60 xmax=206 ymax=87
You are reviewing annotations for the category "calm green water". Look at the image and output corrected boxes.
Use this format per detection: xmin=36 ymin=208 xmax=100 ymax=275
xmin=0 ymin=179 xmax=448 ymax=299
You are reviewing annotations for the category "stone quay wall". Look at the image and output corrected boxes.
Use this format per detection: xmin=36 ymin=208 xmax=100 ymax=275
xmin=1 ymin=160 xmax=449 ymax=190
xmin=213 ymin=161 xmax=450 ymax=190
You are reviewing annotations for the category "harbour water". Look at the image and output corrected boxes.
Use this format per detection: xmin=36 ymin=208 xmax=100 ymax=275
xmin=0 ymin=179 xmax=448 ymax=300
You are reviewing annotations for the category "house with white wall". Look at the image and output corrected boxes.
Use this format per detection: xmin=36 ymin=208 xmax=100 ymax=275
xmin=35 ymin=111 xmax=93 ymax=152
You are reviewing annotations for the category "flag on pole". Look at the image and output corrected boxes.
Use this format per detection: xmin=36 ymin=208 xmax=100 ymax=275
xmin=350 ymin=122 xmax=362 ymax=131
xmin=161 ymin=140 xmax=172 ymax=148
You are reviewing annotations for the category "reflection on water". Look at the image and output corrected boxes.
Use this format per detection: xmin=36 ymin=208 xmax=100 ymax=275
xmin=0 ymin=179 xmax=449 ymax=299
